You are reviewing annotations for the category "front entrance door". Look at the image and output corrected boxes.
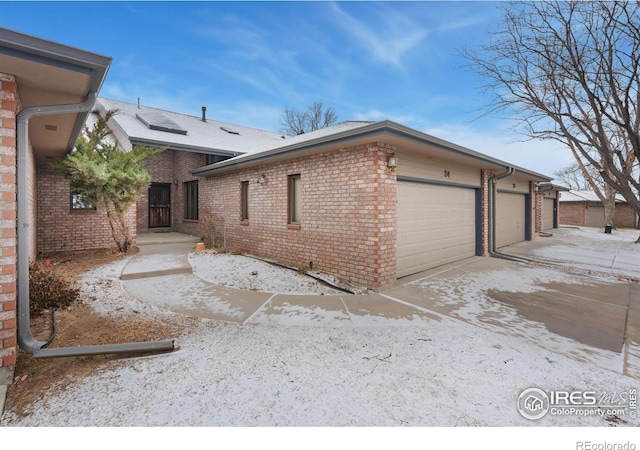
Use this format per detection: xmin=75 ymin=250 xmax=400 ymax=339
xmin=149 ymin=183 xmax=171 ymax=228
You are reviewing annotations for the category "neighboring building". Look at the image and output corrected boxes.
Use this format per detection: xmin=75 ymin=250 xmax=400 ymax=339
xmin=0 ymin=28 xmax=110 ymax=377
xmin=535 ymin=182 xmax=569 ymax=232
xmin=560 ymin=190 xmax=639 ymax=229
xmin=37 ymin=97 xmax=557 ymax=288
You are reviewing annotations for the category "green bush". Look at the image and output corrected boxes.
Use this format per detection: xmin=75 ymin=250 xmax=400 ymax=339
xmin=29 ymin=263 xmax=81 ymax=317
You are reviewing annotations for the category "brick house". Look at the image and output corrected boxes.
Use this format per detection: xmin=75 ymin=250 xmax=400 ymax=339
xmin=1 ymin=26 xmax=567 ymax=379
xmin=0 ymin=29 xmax=110 ymax=379
xmin=560 ymin=190 xmax=639 ymax=229
xmin=35 ymin=98 xmax=561 ymax=288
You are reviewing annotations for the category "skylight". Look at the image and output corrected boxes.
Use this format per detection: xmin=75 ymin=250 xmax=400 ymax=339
xmin=220 ymin=126 xmax=240 ymax=135
xmin=136 ymin=111 xmax=187 ymax=135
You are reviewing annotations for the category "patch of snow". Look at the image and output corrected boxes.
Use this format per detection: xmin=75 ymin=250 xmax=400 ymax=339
xmin=123 ymin=273 xmax=248 ymax=321
xmin=2 ymin=260 xmax=638 ymax=427
xmin=80 ymin=257 xmax=173 ymax=319
xmin=188 ymin=251 xmax=342 ymax=295
xmin=250 ymin=301 xmax=352 ymax=326
xmin=412 ymin=266 xmax=575 ymax=294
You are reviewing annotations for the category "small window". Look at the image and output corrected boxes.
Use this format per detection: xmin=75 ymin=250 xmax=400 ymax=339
xmin=241 ymin=181 xmax=249 ymax=221
xmin=184 ymin=180 xmax=198 ymax=220
xmin=70 ymin=191 xmax=96 ymax=210
xmin=288 ymin=174 xmax=301 ymax=225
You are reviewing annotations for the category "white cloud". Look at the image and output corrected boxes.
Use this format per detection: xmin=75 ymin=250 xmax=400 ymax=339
xmin=329 ymin=3 xmax=427 ymax=68
xmin=422 ymin=123 xmax=575 ymax=178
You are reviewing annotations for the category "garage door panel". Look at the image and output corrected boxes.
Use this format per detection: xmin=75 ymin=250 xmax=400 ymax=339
xmin=543 ymin=198 xmax=555 ymax=230
xmin=397 ymin=182 xmax=477 ymax=278
xmin=496 ymin=192 xmax=526 ymax=248
xmin=587 ymin=205 xmax=605 ymax=228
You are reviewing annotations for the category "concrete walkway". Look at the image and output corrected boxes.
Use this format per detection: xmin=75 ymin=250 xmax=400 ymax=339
xmin=119 ymin=230 xmax=640 ymax=381
xmin=121 ymin=233 xmax=437 ymax=325
xmin=120 ymin=232 xmax=201 ymax=280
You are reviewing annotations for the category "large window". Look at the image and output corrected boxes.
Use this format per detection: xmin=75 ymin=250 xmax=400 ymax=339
xmin=241 ymin=181 xmax=249 ymax=221
xmin=184 ymin=180 xmax=198 ymax=220
xmin=288 ymin=174 xmax=301 ymax=225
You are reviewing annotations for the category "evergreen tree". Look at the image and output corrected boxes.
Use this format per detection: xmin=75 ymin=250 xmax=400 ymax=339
xmin=58 ymin=109 xmax=163 ymax=252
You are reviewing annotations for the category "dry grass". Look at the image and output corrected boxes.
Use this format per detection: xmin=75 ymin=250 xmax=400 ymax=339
xmin=4 ymin=248 xmax=184 ymax=419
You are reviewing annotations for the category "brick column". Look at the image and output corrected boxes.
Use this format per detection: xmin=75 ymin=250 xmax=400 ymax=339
xmin=0 ymin=73 xmax=18 ymax=373
xmin=481 ymin=169 xmax=495 ymax=255
xmin=534 ymin=189 xmax=543 ymax=234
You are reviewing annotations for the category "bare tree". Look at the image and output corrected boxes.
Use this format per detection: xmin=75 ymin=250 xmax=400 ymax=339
xmin=553 ymin=163 xmax=592 ymax=191
xmin=466 ymin=1 xmax=640 ymax=240
xmin=279 ymin=101 xmax=337 ymax=136
xmin=554 ymin=161 xmax=619 ymax=226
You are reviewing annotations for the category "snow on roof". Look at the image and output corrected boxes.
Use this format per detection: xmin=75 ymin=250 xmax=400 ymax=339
xmin=96 ymin=98 xmax=551 ymax=182
xmin=560 ymin=189 xmax=627 ymax=203
xmin=97 ymin=98 xmax=375 ymax=160
xmin=97 ymin=98 xmax=285 ymax=155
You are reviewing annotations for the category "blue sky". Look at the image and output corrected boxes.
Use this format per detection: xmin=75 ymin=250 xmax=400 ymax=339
xmin=1 ymin=1 xmax=573 ymax=176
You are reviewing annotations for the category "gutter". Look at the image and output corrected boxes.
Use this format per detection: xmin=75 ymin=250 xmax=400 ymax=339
xmin=191 ymin=120 xmax=553 ymax=182
xmin=16 ymin=94 xmax=178 ymax=358
xmin=488 ymin=167 xmax=532 ymax=264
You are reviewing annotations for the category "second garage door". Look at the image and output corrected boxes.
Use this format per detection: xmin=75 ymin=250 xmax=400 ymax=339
xmin=586 ymin=205 xmax=605 ymax=227
xmin=397 ymin=182 xmax=477 ymax=278
xmin=543 ymin=197 xmax=556 ymax=230
xmin=496 ymin=192 xmax=526 ymax=248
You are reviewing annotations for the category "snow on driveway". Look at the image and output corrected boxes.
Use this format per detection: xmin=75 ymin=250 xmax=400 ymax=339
xmin=407 ymin=265 xmax=625 ymax=371
xmin=2 ymin=259 xmax=638 ymax=427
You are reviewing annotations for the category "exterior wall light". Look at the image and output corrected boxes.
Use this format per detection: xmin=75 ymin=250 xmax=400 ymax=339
xmin=386 ymin=153 xmax=398 ymax=173
xmin=257 ymin=174 xmax=267 ymax=184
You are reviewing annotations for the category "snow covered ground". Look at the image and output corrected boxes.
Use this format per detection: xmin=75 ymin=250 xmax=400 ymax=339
xmin=189 ymin=251 xmax=343 ymax=295
xmin=2 ymin=254 xmax=638 ymax=430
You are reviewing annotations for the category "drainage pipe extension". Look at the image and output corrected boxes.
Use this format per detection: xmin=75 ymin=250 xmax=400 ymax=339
xmin=17 ymin=95 xmax=177 ymax=358
xmin=488 ymin=167 xmax=531 ymax=264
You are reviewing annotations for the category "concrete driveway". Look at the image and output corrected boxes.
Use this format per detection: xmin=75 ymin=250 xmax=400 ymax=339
xmin=383 ymin=226 xmax=640 ymax=379
xmin=502 ymin=226 xmax=640 ymax=279
xmin=383 ymin=256 xmax=640 ymax=379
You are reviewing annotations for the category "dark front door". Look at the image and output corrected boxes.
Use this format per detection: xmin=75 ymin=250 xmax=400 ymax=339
xmin=149 ymin=183 xmax=171 ymax=228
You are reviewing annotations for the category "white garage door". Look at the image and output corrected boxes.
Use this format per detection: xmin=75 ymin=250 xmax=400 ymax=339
xmin=397 ymin=182 xmax=477 ymax=278
xmin=496 ymin=192 xmax=526 ymax=248
xmin=543 ymin=198 xmax=555 ymax=230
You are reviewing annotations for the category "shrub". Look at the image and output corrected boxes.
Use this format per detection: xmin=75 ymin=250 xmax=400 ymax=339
xmin=29 ymin=263 xmax=81 ymax=317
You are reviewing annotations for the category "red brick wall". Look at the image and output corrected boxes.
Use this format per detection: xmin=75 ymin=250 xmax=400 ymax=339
xmin=37 ymin=167 xmax=136 ymax=253
xmin=192 ymin=143 xmax=397 ymax=287
xmin=560 ymin=201 xmax=638 ymax=228
xmin=560 ymin=202 xmax=586 ymax=226
xmin=481 ymin=170 xmax=495 ymax=254
xmin=0 ymin=73 xmax=17 ymax=370
xmin=535 ymin=192 xmax=543 ymax=233
xmin=615 ymin=204 xmax=638 ymax=229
